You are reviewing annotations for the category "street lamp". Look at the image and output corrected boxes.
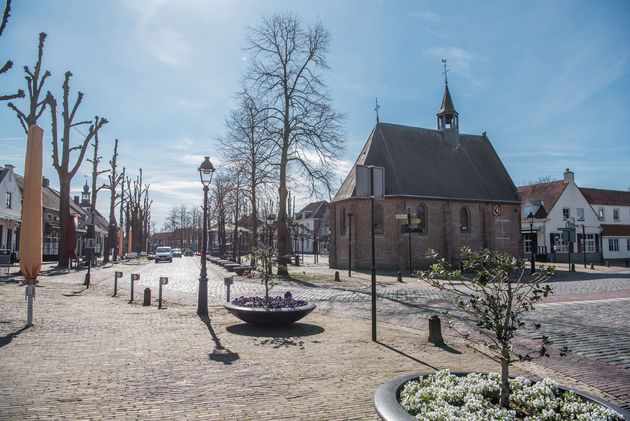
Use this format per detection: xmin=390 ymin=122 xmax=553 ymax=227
xmin=197 ymin=156 xmax=215 ymax=316
xmin=266 ymin=214 xmax=274 ymax=275
xmin=527 ymin=212 xmax=536 ymax=274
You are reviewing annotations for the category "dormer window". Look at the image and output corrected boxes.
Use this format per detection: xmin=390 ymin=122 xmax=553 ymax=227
xmin=598 ymin=208 xmax=605 ymax=220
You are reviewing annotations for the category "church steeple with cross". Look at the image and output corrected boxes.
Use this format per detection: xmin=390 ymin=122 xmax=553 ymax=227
xmin=436 ymin=59 xmax=460 ymax=145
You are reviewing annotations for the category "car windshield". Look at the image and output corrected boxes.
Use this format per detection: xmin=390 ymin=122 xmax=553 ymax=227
xmin=156 ymin=247 xmax=171 ymax=253
xmin=173 ymin=249 xmax=181 ymax=252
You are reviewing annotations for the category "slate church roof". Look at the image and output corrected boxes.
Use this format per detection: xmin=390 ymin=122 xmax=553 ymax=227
xmin=333 ymin=122 xmax=519 ymax=203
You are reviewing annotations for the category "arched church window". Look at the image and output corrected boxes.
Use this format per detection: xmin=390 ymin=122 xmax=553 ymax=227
xmin=341 ymin=207 xmax=347 ymax=234
xmin=460 ymin=207 xmax=470 ymax=232
xmin=374 ymin=203 xmax=384 ymax=234
xmin=415 ymin=204 xmax=427 ymax=233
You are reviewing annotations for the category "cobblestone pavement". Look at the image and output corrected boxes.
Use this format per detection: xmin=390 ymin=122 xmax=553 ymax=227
xmin=1 ymin=256 xmax=628 ymax=418
xmin=1 ymin=269 xmax=594 ymax=420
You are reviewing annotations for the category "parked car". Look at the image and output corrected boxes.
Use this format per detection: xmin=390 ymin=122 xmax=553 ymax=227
xmin=172 ymin=248 xmax=183 ymax=258
xmin=154 ymin=246 xmax=173 ymax=263
xmin=184 ymin=249 xmax=194 ymax=256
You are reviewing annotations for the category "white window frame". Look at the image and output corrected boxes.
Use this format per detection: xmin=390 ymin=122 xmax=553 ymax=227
xmin=553 ymin=233 xmax=567 ymax=253
xmin=613 ymin=208 xmax=620 ymax=221
xmin=608 ymin=238 xmax=619 ymax=252
xmin=4 ymin=192 xmax=11 ymax=209
xmin=598 ymin=207 xmax=605 ymax=220
xmin=562 ymin=208 xmax=570 ymax=221
xmin=586 ymin=233 xmax=596 ymax=252
xmin=524 ymin=237 xmax=533 ymax=254
xmin=576 ymin=208 xmax=584 ymax=221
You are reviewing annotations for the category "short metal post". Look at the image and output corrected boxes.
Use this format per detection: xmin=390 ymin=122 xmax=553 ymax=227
xmin=224 ymin=277 xmax=233 ymax=302
xmin=130 ymin=273 xmax=139 ymax=303
xmin=428 ymin=315 xmax=445 ymax=346
xmin=25 ymin=285 xmax=35 ymax=327
xmin=159 ymin=277 xmax=168 ymax=309
xmin=113 ymin=271 xmax=122 ymax=297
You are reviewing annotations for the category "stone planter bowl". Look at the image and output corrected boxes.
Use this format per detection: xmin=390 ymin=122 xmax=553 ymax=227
xmin=373 ymin=372 xmax=629 ymax=421
xmin=224 ymin=301 xmax=316 ymax=327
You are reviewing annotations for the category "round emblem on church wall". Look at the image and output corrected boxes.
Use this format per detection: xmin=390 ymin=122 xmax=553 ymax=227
xmin=492 ymin=204 xmax=502 ymax=216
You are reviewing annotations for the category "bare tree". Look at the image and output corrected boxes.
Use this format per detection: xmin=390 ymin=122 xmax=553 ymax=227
xmin=220 ymin=91 xmax=277 ymax=250
xmin=0 ymin=0 xmax=24 ymax=102
xmin=6 ymin=32 xmax=49 ymax=128
xmin=87 ymin=125 xmax=109 ymax=211
xmin=245 ymin=12 xmax=345 ymax=274
xmin=209 ymin=173 xmax=231 ymax=258
xmin=103 ymin=139 xmax=123 ymax=263
xmin=47 ymin=71 xmax=108 ymax=267
xmin=125 ymin=169 xmax=152 ymax=252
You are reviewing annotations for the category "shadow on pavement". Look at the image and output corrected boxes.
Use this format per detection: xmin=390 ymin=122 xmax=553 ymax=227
xmin=227 ymin=323 xmax=324 ymax=349
xmin=199 ymin=315 xmax=239 ymax=365
xmin=62 ymin=287 xmax=88 ymax=297
xmin=0 ymin=326 xmax=30 ymax=349
xmin=376 ymin=341 xmax=439 ymax=370
xmin=434 ymin=343 xmax=462 ymax=355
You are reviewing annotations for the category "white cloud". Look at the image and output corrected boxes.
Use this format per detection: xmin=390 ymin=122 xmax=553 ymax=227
xmin=409 ymin=10 xmax=440 ymax=22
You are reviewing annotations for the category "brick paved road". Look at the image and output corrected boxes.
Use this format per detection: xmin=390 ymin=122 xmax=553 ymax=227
xmin=77 ymin=256 xmax=630 ymax=410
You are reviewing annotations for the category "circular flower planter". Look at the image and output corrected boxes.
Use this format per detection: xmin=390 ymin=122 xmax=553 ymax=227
xmin=224 ymin=301 xmax=316 ymax=326
xmin=374 ymin=372 xmax=629 ymax=421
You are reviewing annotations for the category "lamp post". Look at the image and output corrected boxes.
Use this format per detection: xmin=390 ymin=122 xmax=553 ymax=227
xmin=300 ymin=225 xmax=305 ymax=264
xmin=527 ymin=212 xmax=536 ymax=274
xmin=197 ymin=156 xmax=215 ymax=316
xmin=347 ymin=210 xmax=353 ymax=277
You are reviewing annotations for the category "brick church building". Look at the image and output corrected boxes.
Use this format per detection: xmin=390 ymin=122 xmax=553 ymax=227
xmin=329 ymin=77 xmax=521 ymax=271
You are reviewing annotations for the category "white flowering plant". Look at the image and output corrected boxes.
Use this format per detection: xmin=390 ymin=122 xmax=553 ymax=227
xmin=420 ymin=247 xmax=570 ymax=409
xmin=399 ymin=370 xmax=624 ymax=420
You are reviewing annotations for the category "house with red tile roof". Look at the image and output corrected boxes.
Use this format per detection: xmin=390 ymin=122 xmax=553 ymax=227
xmin=518 ymin=169 xmax=630 ymax=265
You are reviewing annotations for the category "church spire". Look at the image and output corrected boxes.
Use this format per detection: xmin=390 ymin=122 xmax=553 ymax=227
xmin=436 ymin=59 xmax=459 ymax=132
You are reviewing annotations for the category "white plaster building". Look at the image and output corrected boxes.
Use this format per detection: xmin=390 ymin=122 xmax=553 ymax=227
xmin=293 ymin=201 xmax=330 ymax=254
xmin=0 ymin=164 xmax=22 ymax=258
xmin=519 ymin=169 xmax=630 ymax=265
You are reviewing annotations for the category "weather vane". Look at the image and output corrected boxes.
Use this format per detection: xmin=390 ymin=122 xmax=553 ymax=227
xmin=374 ymin=97 xmax=380 ymax=123
xmin=442 ymin=58 xmax=449 ymax=85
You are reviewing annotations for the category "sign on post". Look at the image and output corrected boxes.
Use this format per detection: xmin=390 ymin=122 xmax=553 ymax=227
xmin=224 ymin=277 xmax=234 ymax=302
xmin=113 ymin=271 xmax=123 ymax=297
xmin=130 ymin=273 xmax=139 ymax=303
xmin=395 ymin=214 xmax=408 ymax=220
xmin=158 ymin=277 xmax=168 ymax=309
xmin=355 ymin=165 xmax=385 ymax=198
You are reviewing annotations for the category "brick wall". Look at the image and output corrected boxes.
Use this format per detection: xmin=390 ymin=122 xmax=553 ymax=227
xmin=329 ymin=197 xmax=521 ymax=271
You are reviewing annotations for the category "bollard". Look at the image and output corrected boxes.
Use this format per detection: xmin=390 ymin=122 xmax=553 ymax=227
xmin=590 ymin=263 xmax=594 ymax=270
xmin=130 ymin=273 xmax=140 ymax=303
xmin=334 ymin=271 xmax=341 ymax=282
xmin=606 ymin=260 xmax=610 ymax=267
xmin=224 ymin=277 xmax=233 ymax=302
xmin=159 ymin=277 xmax=168 ymax=309
xmin=113 ymin=271 xmax=122 ymax=297
xmin=571 ymin=263 xmax=575 ymax=272
xmin=143 ymin=288 xmax=151 ymax=306
xmin=428 ymin=315 xmax=445 ymax=346
xmin=397 ymin=271 xmax=404 ymax=283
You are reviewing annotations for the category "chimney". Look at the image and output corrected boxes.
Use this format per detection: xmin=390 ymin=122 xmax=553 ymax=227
xmin=563 ymin=168 xmax=574 ymax=184
xmin=42 ymin=177 xmax=49 ymax=188
xmin=73 ymin=195 xmax=80 ymax=205
xmin=4 ymin=164 xmax=14 ymax=171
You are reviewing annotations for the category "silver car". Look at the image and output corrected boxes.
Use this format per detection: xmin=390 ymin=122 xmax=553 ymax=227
xmin=154 ymin=246 xmax=173 ymax=263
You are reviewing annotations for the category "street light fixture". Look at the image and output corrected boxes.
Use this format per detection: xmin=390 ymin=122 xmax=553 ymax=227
xmin=527 ymin=211 xmax=536 ymax=274
xmin=197 ymin=156 xmax=215 ymax=316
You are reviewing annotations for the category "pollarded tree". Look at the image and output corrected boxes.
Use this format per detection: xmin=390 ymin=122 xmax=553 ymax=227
xmin=48 ymin=71 xmax=108 ymax=267
xmin=0 ymin=0 xmax=24 ymax=102
xmin=103 ymin=139 xmax=123 ymax=263
xmin=420 ymin=247 xmax=569 ymax=409
xmin=245 ymin=12 xmax=345 ymax=274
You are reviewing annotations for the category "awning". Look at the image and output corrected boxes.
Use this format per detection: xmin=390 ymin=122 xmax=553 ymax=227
xmin=601 ymin=224 xmax=630 ymax=237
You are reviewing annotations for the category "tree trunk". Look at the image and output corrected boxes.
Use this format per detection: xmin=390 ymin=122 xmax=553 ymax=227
xmin=276 ymin=128 xmax=290 ymax=275
xmin=57 ymin=175 xmax=71 ymax=268
xmin=500 ymin=350 xmax=511 ymax=409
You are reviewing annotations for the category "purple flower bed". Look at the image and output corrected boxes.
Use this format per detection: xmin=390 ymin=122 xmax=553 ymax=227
xmin=231 ymin=295 xmax=308 ymax=309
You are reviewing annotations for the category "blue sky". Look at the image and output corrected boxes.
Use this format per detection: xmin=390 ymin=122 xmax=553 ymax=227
xmin=1 ymin=0 xmax=629 ymax=227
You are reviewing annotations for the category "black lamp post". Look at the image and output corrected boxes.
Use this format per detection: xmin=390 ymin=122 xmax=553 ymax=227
xmin=527 ymin=212 xmax=536 ymax=274
xmin=300 ymin=225 xmax=305 ymax=264
xmin=266 ymin=214 xmax=274 ymax=275
xmin=197 ymin=156 xmax=215 ymax=316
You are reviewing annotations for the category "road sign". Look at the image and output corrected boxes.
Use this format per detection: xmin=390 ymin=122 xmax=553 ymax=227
xmin=356 ymin=165 xmax=385 ymax=198
xmin=410 ymin=218 xmax=421 ymax=224
xmin=160 ymin=277 xmax=169 ymax=285
xmin=224 ymin=277 xmax=233 ymax=286
xmin=115 ymin=271 xmax=123 ymax=278
xmin=85 ymin=238 xmax=95 ymax=249
xmin=395 ymin=214 xmax=408 ymax=220
xmin=131 ymin=274 xmax=140 ymax=281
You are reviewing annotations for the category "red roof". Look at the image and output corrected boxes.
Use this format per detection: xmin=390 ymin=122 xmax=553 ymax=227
xmin=518 ymin=181 xmax=567 ymax=217
xmin=580 ymin=187 xmax=630 ymax=206
xmin=601 ymin=224 xmax=630 ymax=236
